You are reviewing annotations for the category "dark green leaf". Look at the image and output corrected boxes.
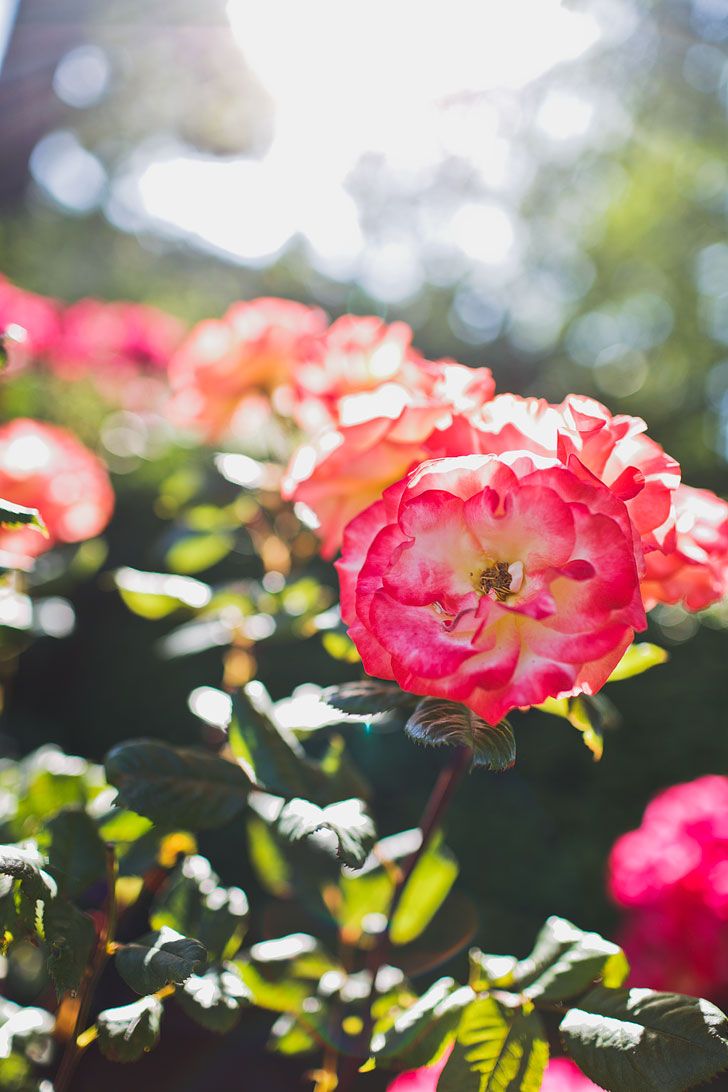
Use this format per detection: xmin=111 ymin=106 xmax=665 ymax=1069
xmin=151 ymin=854 xmax=249 ymax=961
xmin=404 ymin=700 xmax=515 ymax=770
xmin=560 ymin=986 xmax=728 ymax=1092
xmin=437 ymin=998 xmax=548 ymax=1091
xmin=44 ymin=898 xmax=96 ymax=996
xmin=45 ymin=808 xmax=107 ymax=899
xmin=115 ymin=927 xmax=206 ymax=995
xmin=176 ymin=963 xmax=251 ymax=1032
xmin=0 ymin=844 xmax=56 ymax=904
xmin=105 ymin=740 xmax=250 ymax=829
xmin=512 ymin=916 xmax=630 ymax=1001
xmin=321 ymin=681 xmax=416 ymax=716
xmin=277 ymin=797 xmax=376 ymax=869
xmin=372 ymin=978 xmax=473 ymax=1069
xmin=96 ymin=995 xmax=162 ymax=1062
xmin=0 ymin=500 xmax=47 ymax=538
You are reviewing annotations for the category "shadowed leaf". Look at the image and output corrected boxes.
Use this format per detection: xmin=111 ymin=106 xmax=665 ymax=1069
xmin=322 ymin=681 xmax=417 ymax=716
xmin=97 ymin=995 xmax=162 ymax=1062
xmin=44 ymin=898 xmax=96 ymax=996
xmin=115 ymin=927 xmax=206 ymax=995
xmin=405 ymin=700 xmax=515 ymax=770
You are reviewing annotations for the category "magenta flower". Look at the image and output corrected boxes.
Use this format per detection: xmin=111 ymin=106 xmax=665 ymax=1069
xmin=336 ymin=451 xmax=645 ymax=724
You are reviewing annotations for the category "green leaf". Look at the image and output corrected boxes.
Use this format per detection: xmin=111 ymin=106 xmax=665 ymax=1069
xmin=321 ymin=681 xmax=416 ymax=715
xmin=391 ymin=841 xmax=459 ymax=946
xmin=321 ymin=631 xmax=362 ymax=663
xmin=468 ymin=951 xmax=519 ymax=991
xmin=105 ymin=740 xmax=250 ymax=830
xmin=437 ymin=998 xmax=548 ymax=1092
xmin=247 ymin=933 xmax=338 ymax=982
xmin=166 ymin=532 xmax=234 ymax=574
xmin=277 ymin=798 xmax=376 ymax=869
xmin=114 ymin=567 xmax=211 ymax=620
xmin=44 ymin=898 xmax=96 ymax=996
xmin=607 ymin=642 xmax=668 ymax=682
xmin=234 ymin=960 xmax=311 ymax=1013
xmin=176 ymin=963 xmax=251 ymax=1032
xmin=12 ymin=747 xmax=95 ymax=836
xmin=397 ymin=890 xmax=479 ymax=978
xmin=96 ymin=995 xmax=162 ymax=1062
xmin=535 ymin=694 xmax=620 ymax=761
xmin=560 ymin=986 xmax=728 ymax=1092
xmin=372 ymin=978 xmax=473 ymax=1069
xmin=246 ymin=815 xmax=293 ymax=897
xmin=512 ymin=917 xmax=630 ymax=1002
xmin=115 ymin=927 xmax=206 ymax=995
xmin=0 ymin=500 xmax=47 ymax=539
xmin=45 ymin=808 xmax=107 ymax=899
xmin=404 ymin=700 xmax=515 ymax=770
xmin=150 ymin=854 xmax=249 ymax=961
xmin=269 ymin=1013 xmax=318 ymax=1055
xmin=0 ymin=844 xmax=57 ymax=904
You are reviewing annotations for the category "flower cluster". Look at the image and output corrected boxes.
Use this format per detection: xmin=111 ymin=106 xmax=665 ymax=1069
xmin=609 ymin=775 xmax=728 ymax=1002
xmin=0 ymin=419 xmax=114 ymax=561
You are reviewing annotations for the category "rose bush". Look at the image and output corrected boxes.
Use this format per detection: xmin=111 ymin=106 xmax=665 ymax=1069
xmin=0 ymin=418 xmax=114 ymax=560
xmin=336 ymin=451 xmax=646 ymax=724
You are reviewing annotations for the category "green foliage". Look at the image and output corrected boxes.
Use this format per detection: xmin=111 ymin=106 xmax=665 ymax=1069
xmin=0 ymin=500 xmax=47 ymax=539
xmin=43 ymin=897 xmax=96 ymax=996
xmin=165 ymin=531 xmax=234 ymax=574
xmin=114 ymin=566 xmax=211 ymax=620
xmin=115 ymin=926 xmax=206 ymax=995
xmin=607 ymin=642 xmax=668 ymax=682
xmin=372 ymin=977 xmax=473 ymax=1070
xmin=560 ymin=986 xmax=728 ymax=1092
xmin=322 ymin=680 xmax=417 ymax=715
xmin=176 ymin=964 xmax=251 ymax=1032
xmin=105 ymin=739 xmax=250 ymax=829
xmin=276 ymin=797 xmax=376 ymax=869
xmin=404 ymin=700 xmax=516 ymax=770
xmin=44 ymin=808 xmax=107 ymax=898
xmin=438 ymin=997 xmax=548 ymax=1092
xmin=96 ymin=995 xmax=163 ymax=1062
xmin=150 ymin=854 xmax=249 ymax=961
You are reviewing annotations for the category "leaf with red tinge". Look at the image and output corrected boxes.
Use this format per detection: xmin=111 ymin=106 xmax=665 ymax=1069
xmin=405 ymin=699 xmax=515 ymax=770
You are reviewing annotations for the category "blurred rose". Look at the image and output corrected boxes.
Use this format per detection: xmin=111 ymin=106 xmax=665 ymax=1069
xmin=336 ymin=452 xmax=645 ymax=724
xmin=0 ymin=419 xmax=114 ymax=560
xmin=640 ymin=485 xmax=728 ymax=611
xmin=386 ymin=1048 xmax=599 ymax=1091
xmin=167 ymin=297 xmax=328 ymax=441
xmin=609 ymin=775 xmax=728 ymax=1001
xmin=283 ymin=361 xmax=495 ymax=557
xmin=0 ymin=275 xmax=62 ymax=371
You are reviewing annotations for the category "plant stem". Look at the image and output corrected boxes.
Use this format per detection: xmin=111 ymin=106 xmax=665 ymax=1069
xmin=337 ymin=744 xmax=471 ymax=1092
xmin=54 ymin=844 xmax=118 ymax=1092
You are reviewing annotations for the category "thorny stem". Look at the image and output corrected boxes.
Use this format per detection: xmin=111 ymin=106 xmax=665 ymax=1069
xmin=337 ymin=745 xmax=472 ymax=1092
xmin=54 ymin=844 xmax=118 ymax=1092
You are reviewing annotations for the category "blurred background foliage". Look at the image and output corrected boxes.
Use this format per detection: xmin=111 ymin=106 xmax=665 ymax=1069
xmin=1 ymin=2 xmax=728 ymax=1082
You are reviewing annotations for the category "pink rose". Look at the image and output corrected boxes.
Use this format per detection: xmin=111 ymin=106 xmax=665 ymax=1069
xmin=52 ymin=298 xmax=185 ymax=380
xmin=167 ymin=297 xmax=328 ymax=441
xmin=0 ymin=419 xmax=114 ymax=560
xmin=336 ymin=452 xmax=645 ymax=724
xmin=283 ymin=361 xmax=495 ymax=558
xmin=386 ymin=1050 xmax=599 ymax=1091
xmin=640 ymin=485 xmax=728 ymax=611
xmin=0 ymin=276 xmax=62 ymax=371
xmin=438 ymin=393 xmax=681 ymax=556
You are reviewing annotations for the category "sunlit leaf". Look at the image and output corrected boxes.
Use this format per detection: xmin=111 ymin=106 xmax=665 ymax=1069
xmin=0 ymin=500 xmax=47 ymax=539
xmin=151 ymin=854 xmax=249 ymax=961
xmin=437 ymin=997 xmax=548 ymax=1092
xmin=0 ymin=844 xmax=56 ymax=905
xmin=114 ymin=566 xmax=211 ymax=620
xmin=391 ymin=842 xmax=459 ymax=946
xmin=115 ymin=927 xmax=206 ymax=995
xmin=166 ymin=532 xmax=234 ymax=574
xmin=234 ymin=959 xmax=311 ymax=1013
xmin=535 ymin=693 xmax=621 ymax=760
xmin=176 ymin=963 xmax=251 ymax=1032
xmin=44 ymin=898 xmax=96 ymax=996
xmin=105 ymin=739 xmax=250 ymax=829
xmin=269 ymin=1012 xmax=317 ymax=1055
xmin=372 ymin=978 xmax=473 ymax=1070
xmin=96 ymin=995 xmax=162 ymax=1062
xmin=512 ymin=916 xmax=629 ymax=1002
xmin=560 ymin=986 xmax=728 ymax=1092
xmin=607 ymin=642 xmax=668 ymax=682
xmin=277 ymin=797 xmax=376 ymax=869
xmin=322 ymin=680 xmax=416 ymax=715
xmin=321 ymin=631 xmax=362 ymax=662
xmin=405 ymin=700 xmax=515 ymax=770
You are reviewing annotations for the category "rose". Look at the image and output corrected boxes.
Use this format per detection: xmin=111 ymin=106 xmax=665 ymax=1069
xmin=166 ymin=297 xmax=328 ymax=441
xmin=385 ymin=1047 xmax=599 ymax=1091
xmin=0 ymin=419 xmax=115 ymax=560
xmin=438 ymin=393 xmax=681 ymax=555
xmin=0 ymin=276 xmax=62 ymax=372
xmin=283 ymin=361 xmax=495 ymax=557
xmin=640 ymin=485 xmax=728 ymax=611
xmin=336 ymin=451 xmax=645 ymax=724
xmin=51 ymin=299 xmax=185 ymax=379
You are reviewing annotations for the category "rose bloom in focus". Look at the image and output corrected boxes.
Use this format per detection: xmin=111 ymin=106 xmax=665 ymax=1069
xmin=166 ymin=297 xmax=328 ymax=441
xmin=336 ymin=452 xmax=646 ymax=724
xmin=0 ymin=419 xmax=114 ymax=560
xmin=609 ymin=775 xmax=728 ymax=1002
xmin=386 ymin=1046 xmax=599 ymax=1091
